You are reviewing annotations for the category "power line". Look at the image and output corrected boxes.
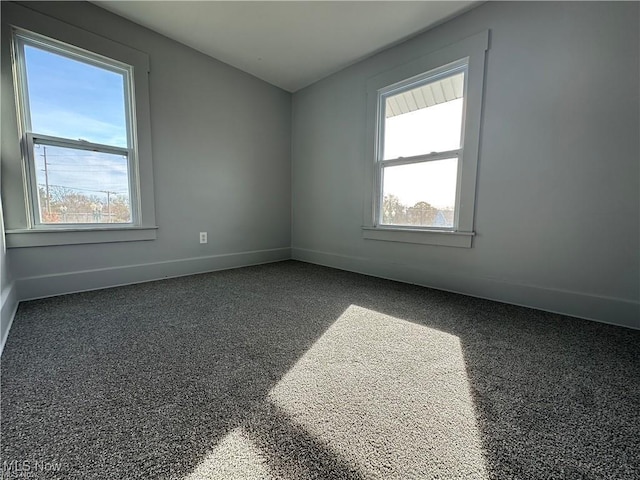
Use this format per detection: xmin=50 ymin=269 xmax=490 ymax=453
xmin=37 ymin=183 xmax=128 ymax=195
xmin=44 ymin=167 xmax=128 ymax=171
xmin=37 ymin=154 xmax=126 ymax=158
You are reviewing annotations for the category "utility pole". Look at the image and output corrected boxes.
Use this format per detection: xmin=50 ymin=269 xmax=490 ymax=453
xmin=106 ymin=190 xmax=111 ymax=222
xmin=100 ymin=190 xmax=116 ymax=222
xmin=42 ymin=146 xmax=51 ymax=214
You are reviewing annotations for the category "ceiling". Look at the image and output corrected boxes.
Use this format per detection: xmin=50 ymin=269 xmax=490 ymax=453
xmin=93 ymin=1 xmax=479 ymax=92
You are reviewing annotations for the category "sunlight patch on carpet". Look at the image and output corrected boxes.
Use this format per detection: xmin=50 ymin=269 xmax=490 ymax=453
xmin=184 ymin=427 xmax=272 ymax=480
xmin=267 ymin=304 xmax=488 ymax=479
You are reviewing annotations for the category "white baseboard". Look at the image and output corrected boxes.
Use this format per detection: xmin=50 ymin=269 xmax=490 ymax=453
xmin=1 ymin=282 xmax=19 ymax=356
xmin=16 ymin=247 xmax=291 ymax=301
xmin=292 ymin=247 xmax=640 ymax=330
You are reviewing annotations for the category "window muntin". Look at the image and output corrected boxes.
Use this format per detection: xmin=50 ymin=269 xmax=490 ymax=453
xmin=13 ymin=29 xmax=138 ymax=227
xmin=376 ymin=62 xmax=467 ymax=229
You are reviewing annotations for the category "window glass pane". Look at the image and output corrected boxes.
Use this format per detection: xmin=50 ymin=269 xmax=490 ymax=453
xmin=383 ymin=72 xmax=464 ymax=160
xmin=381 ymin=158 xmax=457 ymax=228
xmin=33 ymin=143 xmax=131 ymax=224
xmin=23 ymin=44 xmax=128 ymax=147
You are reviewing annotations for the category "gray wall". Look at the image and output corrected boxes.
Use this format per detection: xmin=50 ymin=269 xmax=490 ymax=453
xmin=291 ymin=2 xmax=640 ymax=328
xmin=2 ymin=2 xmax=292 ymax=300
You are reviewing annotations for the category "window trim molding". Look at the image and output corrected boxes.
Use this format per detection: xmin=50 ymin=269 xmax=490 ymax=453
xmin=362 ymin=226 xmax=474 ymax=248
xmin=1 ymin=2 xmax=157 ymax=247
xmin=363 ymin=30 xmax=489 ymax=248
xmin=5 ymin=226 xmax=158 ymax=248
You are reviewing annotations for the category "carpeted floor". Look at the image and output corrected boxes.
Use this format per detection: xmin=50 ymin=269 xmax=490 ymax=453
xmin=1 ymin=260 xmax=638 ymax=479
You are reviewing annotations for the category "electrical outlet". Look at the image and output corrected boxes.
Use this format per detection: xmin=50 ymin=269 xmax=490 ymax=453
xmin=199 ymin=232 xmax=207 ymax=244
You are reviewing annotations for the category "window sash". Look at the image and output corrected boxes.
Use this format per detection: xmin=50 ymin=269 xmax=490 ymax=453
xmin=377 ymin=62 xmax=467 ymax=162
xmin=377 ymin=154 xmax=461 ymax=230
xmin=13 ymin=28 xmax=135 ymax=147
xmin=25 ymin=134 xmax=138 ymax=228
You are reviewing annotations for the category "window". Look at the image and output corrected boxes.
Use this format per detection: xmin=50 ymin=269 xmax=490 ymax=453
xmin=379 ymin=63 xmax=465 ymax=229
xmin=3 ymin=1 xmax=157 ymax=247
xmin=14 ymin=30 xmax=137 ymax=227
xmin=363 ymin=31 xmax=489 ymax=248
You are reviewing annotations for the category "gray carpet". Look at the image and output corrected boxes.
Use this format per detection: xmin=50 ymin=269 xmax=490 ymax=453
xmin=1 ymin=260 xmax=638 ymax=479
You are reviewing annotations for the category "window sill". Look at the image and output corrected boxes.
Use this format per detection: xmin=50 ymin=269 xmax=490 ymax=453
xmin=6 ymin=226 xmax=158 ymax=248
xmin=362 ymin=226 xmax=474 ymax=248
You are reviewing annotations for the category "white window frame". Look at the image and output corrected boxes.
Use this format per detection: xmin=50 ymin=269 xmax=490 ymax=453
xmin=2 ymin=2 xmax=157 ymax=247
xmin=376 ymin=60 xmax=468 ymax=231
xmin=13 ymin=29 xmax=141 ymax=229
xmin=363 ymin=31 xmax=489 ymax=248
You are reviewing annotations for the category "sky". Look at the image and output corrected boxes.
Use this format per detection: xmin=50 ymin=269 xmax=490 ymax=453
xmin=24 ymin=44 xmax=130 ymax=202
xmin=383 ymin=97 xmax=463 ymax=209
